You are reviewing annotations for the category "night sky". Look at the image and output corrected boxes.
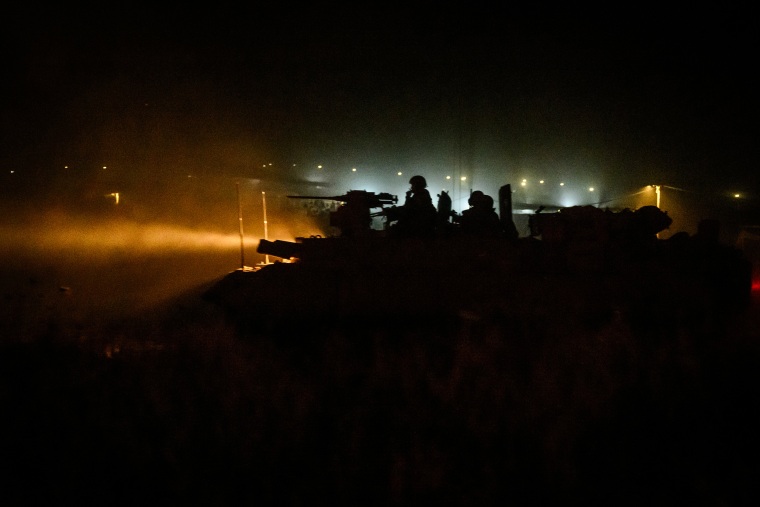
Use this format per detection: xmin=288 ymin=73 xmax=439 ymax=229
xmin=2 ymin=5 xmax=758 ymax=226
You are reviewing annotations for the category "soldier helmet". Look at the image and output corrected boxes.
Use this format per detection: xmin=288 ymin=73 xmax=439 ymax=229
xmin=468 ymin=190 xmax=485 ymax=206
xmin=409 ymin=175 xmax=427 ymax=188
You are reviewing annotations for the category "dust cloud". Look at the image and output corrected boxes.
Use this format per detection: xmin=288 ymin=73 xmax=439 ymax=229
xmin=0 ymin=200 xmax=326 ymax=337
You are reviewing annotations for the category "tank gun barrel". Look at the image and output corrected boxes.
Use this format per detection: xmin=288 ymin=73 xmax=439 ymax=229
xmin=257 ymin=239 xmax=303 ymax=259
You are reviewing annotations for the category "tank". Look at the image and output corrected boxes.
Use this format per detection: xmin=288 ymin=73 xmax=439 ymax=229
xmin=203 ymin=184 xmax=752 ymax=332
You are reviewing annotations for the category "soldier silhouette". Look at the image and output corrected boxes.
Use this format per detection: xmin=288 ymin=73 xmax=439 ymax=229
xmin=387 ymin=175 xmax=438 ymax=238
xmin=458 ymin=191 xmax=502 ymax=237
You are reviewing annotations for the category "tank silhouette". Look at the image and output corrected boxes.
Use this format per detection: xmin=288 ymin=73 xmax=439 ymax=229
xmin=203 ymin=183 xmax=752 ymax=331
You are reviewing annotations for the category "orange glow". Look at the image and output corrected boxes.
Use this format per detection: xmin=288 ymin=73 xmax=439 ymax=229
xmin=0 ymin=214 xmax=324 ymax=258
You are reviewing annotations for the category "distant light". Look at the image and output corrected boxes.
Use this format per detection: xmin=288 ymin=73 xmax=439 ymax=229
xmin=64 ymin=166 xmax=69 ymax=169
xmin=187 ymin=174 xmax=193 ymax=178
xmin=317 ymin=165 xmax=323 ymax=169
xmin=560 ymin=182 xmax=565 ymax=186
xmin=352 ymin=168 xmax=357 ymax=172
xmin=263 ymin=164 xmax=267 ymax=168
xmin=446 ymin=175 xmax=451 ymax=180
xmin=268 ymin=163 xmax=272 ymax=166
xmin=588 ymin=187 xmax=594 ymax=192
xmin=10 ymin=170 xmax=14 ymax=174
xmin=292 ymin=164 xmax=297 ymax=167
xmin=460 ymin=176 xmax=467 ymax=181
xmin=397 ymin=171 xmax=403 ymax=176
xmin=734 ymin=193 xmax=741 ymax=198
xmin=102 ymin=166 xmax=107 ymax=170
xmin=539 ymin=180 xmax=544 ymax=184
xmin=520 ymin=181 xmax=526 ymax=187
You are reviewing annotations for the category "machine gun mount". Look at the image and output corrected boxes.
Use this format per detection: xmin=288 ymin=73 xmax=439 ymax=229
xmin=287 ymin=190 xmax=398 ymax=237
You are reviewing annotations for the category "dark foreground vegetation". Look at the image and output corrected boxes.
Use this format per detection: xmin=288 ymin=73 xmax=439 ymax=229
xmin=2 ymin=279 xmax=760 ymax=505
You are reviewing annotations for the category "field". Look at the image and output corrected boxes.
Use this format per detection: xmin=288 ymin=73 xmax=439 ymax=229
xmin=2 ymin=216 xmax=760 ymax=505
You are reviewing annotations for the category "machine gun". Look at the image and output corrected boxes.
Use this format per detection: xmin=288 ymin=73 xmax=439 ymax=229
xmin=287 ymin=190 xmax=397 ymax=208
xmin=287 ymin=190 xmax=398 ymax=237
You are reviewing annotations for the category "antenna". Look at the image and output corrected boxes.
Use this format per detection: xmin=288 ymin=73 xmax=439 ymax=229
xmin=237 ymin=181 xmax=245 ymax=269
xmin=262 ymin=191 xmax=270 ymax=265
